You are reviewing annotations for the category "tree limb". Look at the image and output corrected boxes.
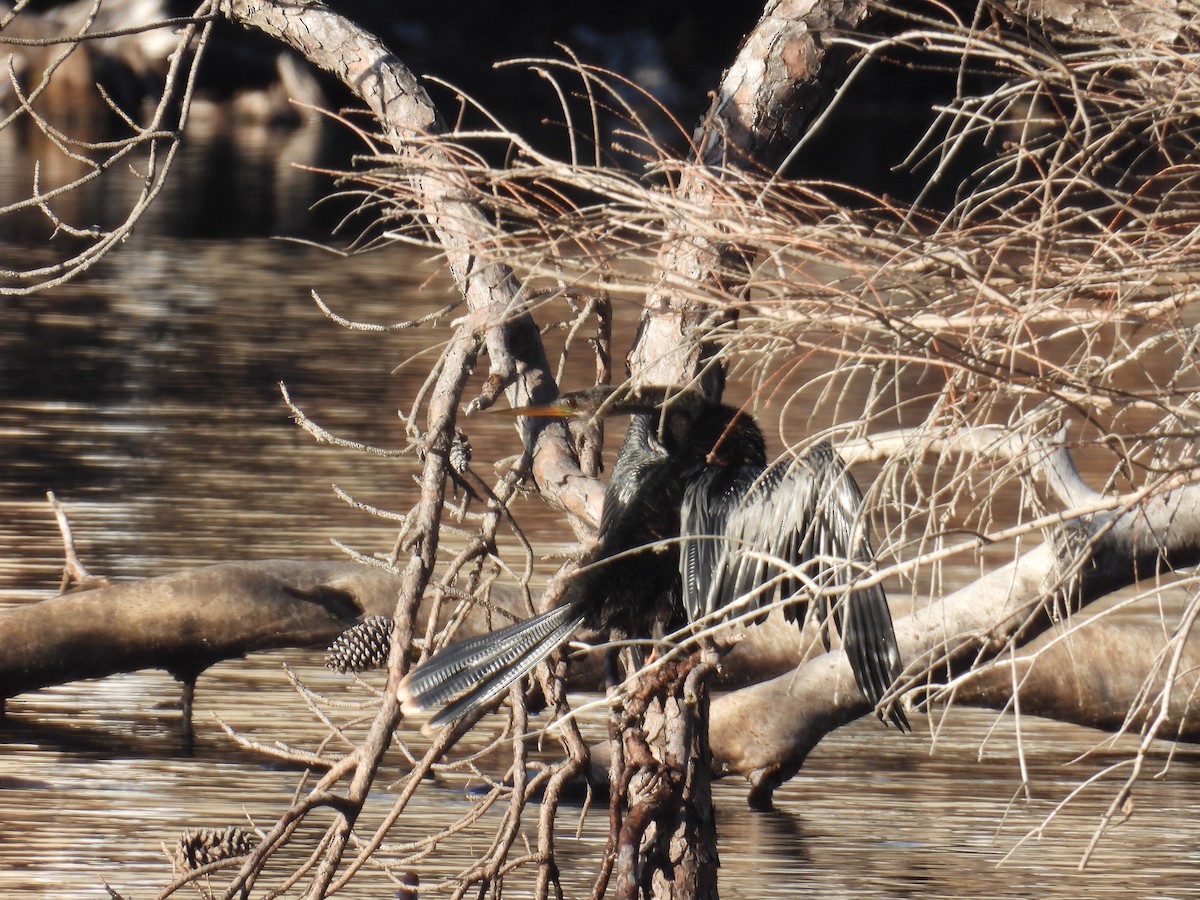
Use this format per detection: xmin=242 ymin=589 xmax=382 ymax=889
xmin=218 ymin=0 xmax=600 ymax=530
xmin=0 ymin=560 xmax=533 ymax=707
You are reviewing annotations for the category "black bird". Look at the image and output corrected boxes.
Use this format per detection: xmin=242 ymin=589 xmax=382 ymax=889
xmin=398 ymin=384 xmax=908 ymax=730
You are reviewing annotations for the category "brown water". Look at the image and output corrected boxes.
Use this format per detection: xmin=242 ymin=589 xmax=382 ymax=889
xmin=2 ymin=128 xmax=1200 ymax=899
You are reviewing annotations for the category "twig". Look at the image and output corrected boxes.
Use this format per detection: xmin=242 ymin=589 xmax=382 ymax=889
xmin=46 ymin=491 xmax=108 ymax=592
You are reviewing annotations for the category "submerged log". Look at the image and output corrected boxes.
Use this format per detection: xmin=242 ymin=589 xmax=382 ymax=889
xmin=580 ymin=619 xmax=1200 ymax=797
xmin=700 ymin=474 xmax=1200 ymax=806
xmin=6 ymin=553 xmax=1198 ymax=781
xmin=0 ymin=559 xmax=534 ymax=710
xmin=0 ymin=560 xmax=397 ymax=705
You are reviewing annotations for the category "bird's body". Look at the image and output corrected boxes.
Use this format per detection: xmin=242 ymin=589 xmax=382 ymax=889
xmin=399 ymin=385 xmax=908 ymax=730
xmin=573 ymin=402 xmax=757 ymax=636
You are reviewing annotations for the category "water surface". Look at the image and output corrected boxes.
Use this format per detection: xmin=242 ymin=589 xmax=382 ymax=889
xmin=1 ymin=125 xmax=1198 ymax=899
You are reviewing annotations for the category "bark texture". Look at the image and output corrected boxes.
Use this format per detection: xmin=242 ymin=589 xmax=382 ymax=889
xmin=628 ymin=0 xmax=873 ymax=383
xmin=1001 ymin=0 xmax=1185 ymax=42
xmin=609 ymin=657 xmax=719 ymax=900
xmin=606 ymin=2 xmax=887 ymax=887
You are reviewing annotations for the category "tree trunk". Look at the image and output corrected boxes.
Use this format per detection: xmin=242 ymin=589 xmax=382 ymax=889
xmin=612 ymin=657 xmax=718 ymax=900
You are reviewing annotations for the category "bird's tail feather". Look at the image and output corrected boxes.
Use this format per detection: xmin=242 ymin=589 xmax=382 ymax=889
xmin=398 ymin=603 xmax=586 ymax=728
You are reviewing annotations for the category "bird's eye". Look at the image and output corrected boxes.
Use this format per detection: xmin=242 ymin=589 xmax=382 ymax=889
xmin=562 ymin=396 xmax=577 ymax=409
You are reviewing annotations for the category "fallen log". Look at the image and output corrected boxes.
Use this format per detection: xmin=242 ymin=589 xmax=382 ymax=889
xmin=7 ymin=556 xmax=1197 ymax=780
xmin=0 ymin=559 xmax=534 ymax=734
xmin=0 ymin=561 xmax=400 ymax=725
xmin=950 ymin=620 xmax=1200 ymax=740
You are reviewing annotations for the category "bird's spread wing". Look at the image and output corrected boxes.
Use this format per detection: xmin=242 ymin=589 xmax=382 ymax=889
xmin=679 ymin=465 xmax=729 ymax=625
xmin=680 ymin=441 xmax=908 ymax=729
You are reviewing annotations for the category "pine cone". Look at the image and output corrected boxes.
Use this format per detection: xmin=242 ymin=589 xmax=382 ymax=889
xmin=175 ymin=825 xmax=256 ymax=869
xmin=325 ymin=615 xmax=392 ymax=673
xmin=450 ymin=427 xmax=472 ymax=473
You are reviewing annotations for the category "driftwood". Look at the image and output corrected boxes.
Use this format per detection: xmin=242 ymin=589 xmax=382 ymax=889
xmin=574 ymin=615 xmax=1200 ymax=798
xmin=6 ymin=441 xmax=1195 ymax=821
xmin=952 ymin=621 xmax=1200 ymax=738
xmin=0 ymin=560 xmax=397 ymax=708
xmin=5 ymin=547 xmax=1200 ymax=748
xmin=0 ymin=0 xmax=177 ymax=118
xmin=4 ymin=0 xmax=1198 ymax=894
xmin=0 ymin=558 xmax=544 ymax=738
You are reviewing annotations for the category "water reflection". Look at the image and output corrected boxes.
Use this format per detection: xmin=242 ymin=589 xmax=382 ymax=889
xmin=0 ymin=231 xmax=541 ymax=586
xmin=2 ymin=129 xmax=1199 ymax=898
xmin=0 ymin=93 xmax=353 ymax=247
xmin=5 ymin=654 xmax=1200 ymax=897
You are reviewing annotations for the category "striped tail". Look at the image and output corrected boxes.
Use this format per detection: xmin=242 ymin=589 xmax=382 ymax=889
xmin=397 ymin=603 xmax=586 ymax=728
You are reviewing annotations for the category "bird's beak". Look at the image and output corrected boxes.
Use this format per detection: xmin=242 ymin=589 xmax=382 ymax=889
xmin=492 ymin=387 xmax=612 ymax=418
xmin=493 ymin=400 xmax=577 ymax=418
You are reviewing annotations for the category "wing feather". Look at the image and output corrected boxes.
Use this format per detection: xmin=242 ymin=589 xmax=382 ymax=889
xmin=679 ymin=441 xmax=908 ymax=730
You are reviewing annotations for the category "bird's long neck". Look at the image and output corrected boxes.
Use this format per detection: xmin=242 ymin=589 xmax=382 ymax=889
xmin=572 ymin=383 xmax=767 ymax=466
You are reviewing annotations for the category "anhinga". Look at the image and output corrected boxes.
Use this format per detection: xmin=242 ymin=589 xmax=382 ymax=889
xmin=398 ymin=384 xmax=908 ymax=730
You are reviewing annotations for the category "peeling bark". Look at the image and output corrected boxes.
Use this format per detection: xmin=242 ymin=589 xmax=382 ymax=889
xmin=628 ymin=0 xmax=873 ymax=384
xmin=611 ymin=656 xmax=719 ymax=900
xmin=611 ymin=4 xmax=886 ymax=889
xmin=998 ymin=0 xmax=1186 ymax=43
xmin=6 ymin=0 xmax=1198 ymax=896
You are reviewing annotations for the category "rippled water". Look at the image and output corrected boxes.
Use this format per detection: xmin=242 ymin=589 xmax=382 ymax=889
xmin=3 ymin=125 xmax=1200 ymax=899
